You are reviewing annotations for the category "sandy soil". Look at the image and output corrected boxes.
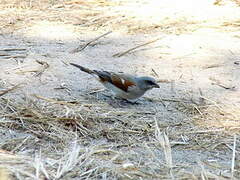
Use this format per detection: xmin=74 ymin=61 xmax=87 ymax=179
xmin=0 ymin=0 xmax=240 ymax=179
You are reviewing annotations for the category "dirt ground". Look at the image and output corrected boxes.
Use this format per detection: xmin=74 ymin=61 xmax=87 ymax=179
xmin=0 ymin=0 xmax=240 ymax=179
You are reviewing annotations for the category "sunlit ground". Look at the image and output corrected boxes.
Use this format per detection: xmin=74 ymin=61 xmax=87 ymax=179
xmin=9 ymin=0 xmax=239 ymax=39
xmin=0 ymin=0 xmax=240 ymax=179
xmin=1 ymin=0 xmax=240 ymax=133
xmin=26 ymin=21 xmax=77 ymax=40
xmin=1 ymin=0 xmax=239 ymax=135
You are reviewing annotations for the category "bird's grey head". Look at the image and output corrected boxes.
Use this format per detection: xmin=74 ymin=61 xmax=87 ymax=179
xmin=137 ymin=76 xmax=160 ymax=90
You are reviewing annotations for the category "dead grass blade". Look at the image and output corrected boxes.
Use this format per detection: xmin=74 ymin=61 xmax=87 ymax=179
xmin=0 ymin=48 xmax=27 ymax=60
xmin=155 ymin=119 xmax=173 ymax=169
xmin=113 ymin=38 xmax=161 ymax=57
xmin=209 ymin=77 xmax=236 ymax=90
xmin=0 ymin=48 xmax=26 ymax=51
xmin=35 ymin=60 xmax=50 ymax=76
xmin=55 ymin=142 xmax=82 ymax=179
xmin=0 ymin=83 xmax=22 ymax=96
xmin=70 ymin=31 xmax=112 ymax=53
xmin=231 ymin=134 xmax=237 ymax=179
xmin=192 ymin=102 xmax=240 ymax=131
xmin=31 ymin=94 xmax=79 ymax=106
xmin=33 ymin=150 xmax=50 ymax=180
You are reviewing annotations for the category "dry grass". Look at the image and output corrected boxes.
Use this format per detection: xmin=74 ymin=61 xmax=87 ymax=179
xmin=0 ymin=0 xmax=204 ymax=36
xmin=0 ymin=94 xmax=239 ymax=179
xmin=0 ymin=0 xmax=240 ymax=179
xmin=193 ymin=102 xmax=240 ymax=132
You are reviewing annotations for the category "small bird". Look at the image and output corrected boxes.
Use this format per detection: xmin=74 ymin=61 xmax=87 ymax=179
xmin=70 ymin=63 xmax=159 ymax=102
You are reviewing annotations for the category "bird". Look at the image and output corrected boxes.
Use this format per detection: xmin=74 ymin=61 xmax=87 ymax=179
xmin=70 ymin=63 xmax=160 ymax=102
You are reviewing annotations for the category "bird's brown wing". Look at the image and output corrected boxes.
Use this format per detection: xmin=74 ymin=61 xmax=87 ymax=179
xmin=110 ymin=74 xmax=136 ymax=92
xmin=94 ymin=71 xmax=136 ymax=92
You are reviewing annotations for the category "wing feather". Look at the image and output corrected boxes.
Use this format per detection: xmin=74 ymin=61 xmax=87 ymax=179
xmin=95 ymin=71 xmax=136 ymax=92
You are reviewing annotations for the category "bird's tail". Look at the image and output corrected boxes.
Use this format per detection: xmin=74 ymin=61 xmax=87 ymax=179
xmin=70 ymin=63 xmax=94 ymax=74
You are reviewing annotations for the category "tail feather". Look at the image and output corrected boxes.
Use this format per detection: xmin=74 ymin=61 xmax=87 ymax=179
xmin=70 ymin=63 xmax=94 ymax=74
xmin=70 ymin=63 xmax=113 ymax=83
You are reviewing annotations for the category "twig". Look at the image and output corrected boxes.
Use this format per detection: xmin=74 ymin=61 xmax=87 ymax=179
xmin=215 ymin=83 xmax=236 ymax=90
xmin=32 ymin=94 xmax=101 ymax=107
xmin=209 ymin=77 xmax=236 ymax=90
xmin=54 ymin=83 xmax=71 ymax=92
xmin=145 ymin=97 xmax=186 ymax=103
xmin=15 ymin=60 xmax=49 ymax=75
xmin=0 ymin=53 xmax=8 ymax=56
xmin=160 ymin=98 xmax=183 ymax=102
xmin=70 ymin=31 xmax=112 ymax=53
xmin=32 ymin=94 xmax=78 ymax=105
xmin=151 ymin=68 xmax=159 ymax=78
xmin=35 ymin=60 xmax=49 ymax=67
xmin=231 ymin=134 xmax=237 ymax=179
xmin=0 ymin=48 xmax=26 ymax=51
xmin=234 ymin=61 xmax=240 ymax=65
xmin=35 ymin=60 xmax=49 ymax=76
xmin=61 ymin=60 xmax=69 ymax=66
xmin=87 ymin=88 xmax=105 ymax=95
xmin=0 ymin=55 xmax=27 ymax=59
xmin=113 ymin=38 xmax=161 ymax=57
xmin=202 ymin=63 xmax=223 ymax=69
xmin=0 ymin=84 xmax=22 ymax=96
xmin=16 ymin=70 xmax=40 ymax=74
xmin=157 ymin=79 xmax=172 ymax=83
xmin=0 ymin=48 xmax=27 ymax=59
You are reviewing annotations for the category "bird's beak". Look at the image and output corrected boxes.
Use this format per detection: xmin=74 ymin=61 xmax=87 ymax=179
xmin=153 ymin=83 xmax=160 ymax=88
